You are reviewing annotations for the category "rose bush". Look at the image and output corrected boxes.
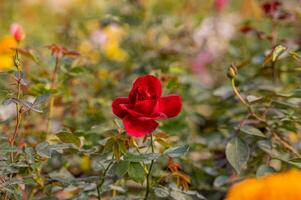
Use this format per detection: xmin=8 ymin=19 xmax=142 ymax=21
xmin=1 ymin=0 xmax=301 ymax=199
xmin=112 ymin=74 xmax=182 ymax=137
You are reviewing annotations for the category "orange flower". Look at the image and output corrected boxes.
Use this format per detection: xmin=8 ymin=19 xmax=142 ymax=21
xmin=0 ymin=36 xmax=17 ymax=54
xmin=0 ymin=36 xmax=17 ymax=71
xmin=226 ymin=170 xmax=301 ymax=200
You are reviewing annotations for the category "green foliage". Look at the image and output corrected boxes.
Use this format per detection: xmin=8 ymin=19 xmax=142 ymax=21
xmin=226 ymin=137 xmax=250 ymax=174
xmin=1 ymin=0 xmax=301 ymax=199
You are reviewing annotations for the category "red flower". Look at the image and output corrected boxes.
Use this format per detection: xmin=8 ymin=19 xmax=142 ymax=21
xmin=112 ymin=75 xmax=182 ymax=137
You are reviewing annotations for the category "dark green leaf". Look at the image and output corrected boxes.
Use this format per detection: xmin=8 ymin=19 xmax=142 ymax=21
xmin=124 ymin=153 xmax=159 ymax=162
xmin=114 ymin=161 xmax=130 ymax=178
xmin=256 ymin=165 xmax=275 ymax=177
xmin=57 ymin=131 xmax=81 ymax=147
xmin=239 ymin=125 xmax=266 ymax=138
xmin=33 ymin=93 xmax=50 ymax=105
xmin=154 ymin=187 xmax=169 ymax=198
xmin=36 ymin=142 xmax=51 ymax=158
xmin=128 ymin=162 xmax=145 ymax=183
xmin=163 ymin=144 xmax=189 ymax=158
xmin=213 ymin=176 xmax=228 ymax=187
xmin=226 ymin=137 xmax=249 ymax=174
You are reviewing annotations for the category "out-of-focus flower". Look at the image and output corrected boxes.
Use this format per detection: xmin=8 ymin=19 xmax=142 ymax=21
xmin=10 ymin=23 xmax=25 ymax=42
xmin=214 ymin=0 xmax=227 ymax=12
xmin=90 ymin=24 xmax=128 ymax=62
xmin=90 ymin=29 xmax=107 ymax=46
xmin=0 ymin=36 xmax=18 ymax=71
xmin=261 ymin=1 xmax=293 ymax=20
xmin=0 ymin=36 xmax=17 ymax=54
xmin=0 ymin=104 xmax=16 ymax=121
xmin=193 ymin=14 xmax=240 ymax=58
xmin=262 ymin=0 xmax=281 ymax=15
xmin=240 ymin=0 xmax=263 ymax=19
xmin=80 ymin=155 xmax=91 ymax=172
xmin=112 ymin=75 xmax=182 ymax=137
xmin=78 ymin=40 xmax=99 ymax=61
xmin=226 ymin=170 xmax=301 ymax=200
xmin=190 ymin=51 xmax=213 ymax=86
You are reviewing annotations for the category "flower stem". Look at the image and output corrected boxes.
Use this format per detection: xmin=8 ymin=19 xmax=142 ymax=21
xmin=46 ymin=56 xmax=60 ymax=133
xmin=9 ymin=51 xmax=22 ymax=163
xmin=231 ymin=78 xmax=248 ymax=106
xmin=96 ymin=158 xmax=114 ymax=199
xmin=144 ymin=133 xmax=154 ymax=200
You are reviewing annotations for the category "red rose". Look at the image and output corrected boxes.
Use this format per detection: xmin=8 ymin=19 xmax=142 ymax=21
xmin=112 ymin=75 xmax=182 ymax=137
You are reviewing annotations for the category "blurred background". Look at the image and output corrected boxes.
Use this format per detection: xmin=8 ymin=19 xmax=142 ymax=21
xmin=1 ymin=0 xmax=301 ymax=199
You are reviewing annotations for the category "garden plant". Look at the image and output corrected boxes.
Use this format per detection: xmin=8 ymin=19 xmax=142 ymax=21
xmin=1 ymin=0 xmax=301 ymax=200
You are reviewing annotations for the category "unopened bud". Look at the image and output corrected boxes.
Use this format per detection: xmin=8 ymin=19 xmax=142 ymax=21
xmin=10 ymin=23 xmax=25 ymax=42
xmin=227 ymin=64 xmax=238 ymax=79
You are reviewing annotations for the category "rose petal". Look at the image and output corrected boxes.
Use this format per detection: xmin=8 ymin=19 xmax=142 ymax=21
xmin=120 ymin=104 xmax=143 ymax=118
xmin=123 ymin=115 xmax=158 ymax=137
xmin=129 ymin=75 xmax=162 ymax=103
xmin=155 ymin=95 xmax=182 ymax=118
xmin=139 ymin=112 xmax=168 ymax=120
xmin=134 ymin=100 xmax=156 ymax=116
xmin=112 ymin=97 xmax=130 ymax=118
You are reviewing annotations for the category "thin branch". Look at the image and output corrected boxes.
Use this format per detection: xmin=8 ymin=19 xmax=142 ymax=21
xmin=46 ymin=56 xmax=60 ymax=133
xmin=144 ymin=134 xmax=154 ymax=200
xmin=96 ymin=158 xmax=114 ymax=199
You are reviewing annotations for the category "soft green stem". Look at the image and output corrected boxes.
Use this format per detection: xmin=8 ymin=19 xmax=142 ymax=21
xmin=231 ymin=78 xmax=248 ymax=106
xmin=46 ymin=56 xmax=60 ymax=133
xmin=9 ymin=51 xmax=22 ymax=163
xmin=144 ymin=134 xmax=154 ymax=200
xmin=96 ymin=159 xmax=114 ymax=199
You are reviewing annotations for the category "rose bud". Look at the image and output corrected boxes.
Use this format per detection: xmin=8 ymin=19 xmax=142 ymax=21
xmin=10 ymin=23 xmax=25 ymax=42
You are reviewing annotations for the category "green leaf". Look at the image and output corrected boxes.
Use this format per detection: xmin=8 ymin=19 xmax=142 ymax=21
xmin=48 ymin=168 xmax=74 ymax=183
xmin=33 ymin=93 xmax=50 ymax=105
xmin=163 ymin=144 xmax=189 ymax=158
xmin=128 ymin=162 xmax=145 ymax=183
xmin=239 ymin=125 xmax=266 ymax=138
xmin=0 ymin=143 xmax=17 ymax=153
xmin=36 ymin=142 xmax=51 ymax=158
xmin=25 ymin=147 xmax=34 ymax=164
xmin=226 ymin=137 xmax=249 ymax=174
xmin=170 ymin=191 xmax=187 ymax=200
xmin=124 ymin=153 xmax=159 ymax=162
xmin=213 ymin=176 xmax=228 ymax=187
xmin=57 ymin=131 xmax=81 ymax=147
xmin=246 ymin=95 xmax=262 ymax=103
xmin=114 ymin=161 xmax=130 ymax=178
xmin=256 ymin=165 xmax=275 ymax=177
xmin=154 ymin=187 xmax=169 ymax=198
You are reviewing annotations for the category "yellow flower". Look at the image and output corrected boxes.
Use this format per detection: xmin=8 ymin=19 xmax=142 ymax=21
xmin=0 ymin=36 xmax=17 ymax=71
xmin=102 ymin=25 xmax=128 ymax=62
xmin=226 ymin=170 xmax=301 ymax=200
xmin=103 ymin=41 xmax=128 ymax=62
xmin=79 ymin=155 xmax=91 ymax=172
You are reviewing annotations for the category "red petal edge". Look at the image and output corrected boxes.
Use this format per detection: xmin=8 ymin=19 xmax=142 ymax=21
xmin=155 ymin=95 xmax=182 ymax=118
xmin=112 ymin=97 xmax=130 ymax=118
xmin=123 ymin=115 xmax=158 ymax=137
